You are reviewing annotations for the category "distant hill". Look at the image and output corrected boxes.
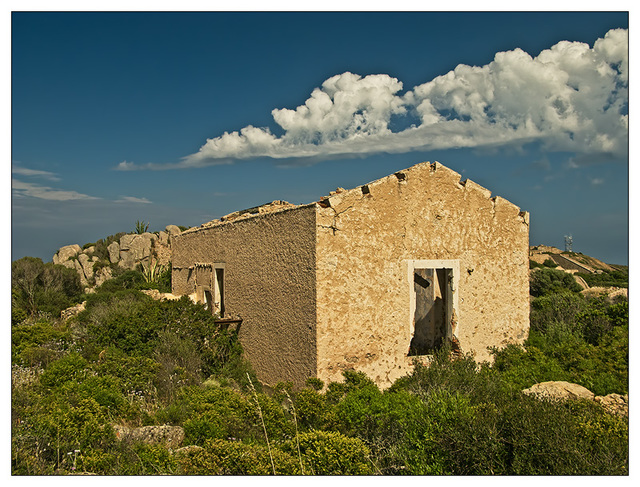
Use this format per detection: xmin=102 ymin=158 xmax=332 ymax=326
xmin=530 ymin=245 xmax=628 ymax=292
xmin=529 ymin=245 xmax=619 ymax=273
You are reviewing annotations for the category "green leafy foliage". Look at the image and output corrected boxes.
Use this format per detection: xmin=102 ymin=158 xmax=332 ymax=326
xmin=495 ymin=292 xmax=629 ymax=395
xmin=175 ymin=438 xmax=300 ymax=475
xmin=135 ymin=220 xmax=149 ymax=234
xmin=529 ymin=267 xmax=582 ymax=297
xmin=282 ymin=430 xmax=374 ymax=475
xmin=12 ymin=257 xmax=83 ymax=319
xmin=12 ymin=320 xmax=73 ymax=367
xmin=576 ymin=269 xmax=628 ymax=288
xmin=11 ymin=250 xmax=628 ymax=475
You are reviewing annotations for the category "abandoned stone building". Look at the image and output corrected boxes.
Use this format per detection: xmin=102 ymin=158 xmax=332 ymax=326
xmin=171 ymin=161 xmax=530 ymax=388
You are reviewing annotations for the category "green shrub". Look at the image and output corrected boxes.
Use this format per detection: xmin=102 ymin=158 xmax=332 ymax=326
xmin=500 ymin=396 xmax=627 ymax=475
xmin=542 ymin=258 xmax=558 ymax=268
xmin=90 ymin=348 xmax=161 ymax=399
xmin=39 ymin=352 xmax=89 ymax=389
xmin=12 ymin=320 xmax=72 ymax=367
xmin=530 ymin=292 xmax=587 ymax=333
xmin=94 ymin=270 xmax=145 ymax=293
xmin=530 ymin=268 xmax=582 ymax=297
xmin=173 ymin=386 xmax=252 ymax=445
xmin=293 ymin=388 xmax=334 ymax=431
xmin=305 ymin=377 xmax=324 ymax=391
xmin=82 ymin=291 xmax=161 ymax=356
xmin=529 ymin=260 xmax=543 ymax=269
xmin=282 ymin=430 xmax=374 ymax=475
xmin=576 ymin=269 xmax=628 ymax=288
xmin=12 ymin=393 xmax=116 ymax=473
xmin=491 ymin=344 xmax=570 ymax=391
xmin=175 ymin=438 xmax=300 ymax=475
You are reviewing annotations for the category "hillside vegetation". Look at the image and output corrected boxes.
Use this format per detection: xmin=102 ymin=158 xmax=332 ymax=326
xmin=11 ymin=251 xmax=628 ymax=475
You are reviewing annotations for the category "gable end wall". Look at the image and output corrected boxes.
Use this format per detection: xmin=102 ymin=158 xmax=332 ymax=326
xmin=315 ymin=161 xmax=529 ymax=388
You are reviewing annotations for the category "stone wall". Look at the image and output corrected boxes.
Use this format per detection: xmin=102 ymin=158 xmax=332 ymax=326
xmin=169 ymin=161 xmax=530 ymax=389
xmin=315 ymin=162 xmax=530 ymax=387
xmin=171 ymin=206 xmax=318 ymax=387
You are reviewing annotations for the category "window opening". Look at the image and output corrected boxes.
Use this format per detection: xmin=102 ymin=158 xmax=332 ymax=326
xmin=214 ymin=267 xmax=225 ymax=317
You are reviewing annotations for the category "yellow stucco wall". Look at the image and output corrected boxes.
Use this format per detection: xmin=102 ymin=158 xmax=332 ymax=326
xmin=171 ymin=205 xmax=317 ymax=387
xmin=315 ymin=162 xmax=530 ymax=388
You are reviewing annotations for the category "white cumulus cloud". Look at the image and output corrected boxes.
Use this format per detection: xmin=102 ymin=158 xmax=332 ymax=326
xmin=118 ymin=28 xmax=628 ymax=170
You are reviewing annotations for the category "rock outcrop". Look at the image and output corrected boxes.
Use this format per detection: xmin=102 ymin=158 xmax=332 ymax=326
xmin=594 ymin=393 xmax=628 ymax=417
xmin=52 ymin=244 xmax=81 ymax=265
xmin=118 ymin=233 xmax=157 ymax=269
xmin=522 ymin=381 xmax=628 ymax=418
xmin=107 ymin=241 xmax=120 ymax=263
xmin=112 ymin=424 xmax=185 ymax=449
xmin=51 ymin=225 xmax=182 ymax=291
xmin=522 ymin=381 xmax=595 ymax=401
xmin=61 ymin=301 xmax=86 ymax=321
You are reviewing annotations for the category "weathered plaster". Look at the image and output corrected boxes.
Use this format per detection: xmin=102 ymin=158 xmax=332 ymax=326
xmin=171 ymin=161 xmax=529 ymax=389
xmin=171 ymin=205 xmax=317 ymax=387
xmin=315 ymin=162 xmax=529 ymax=388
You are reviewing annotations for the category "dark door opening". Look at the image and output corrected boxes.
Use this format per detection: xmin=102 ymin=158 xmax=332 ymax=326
xmin=409 ymin=268 xmax=450 ymax=356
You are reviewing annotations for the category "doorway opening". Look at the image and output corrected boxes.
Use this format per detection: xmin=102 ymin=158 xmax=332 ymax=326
xmin=408 ymin=260 xmax=459 ymax=356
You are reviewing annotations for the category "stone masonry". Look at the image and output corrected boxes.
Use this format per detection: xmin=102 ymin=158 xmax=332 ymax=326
xmin=171 ymin=161 xmax=530 ymax=388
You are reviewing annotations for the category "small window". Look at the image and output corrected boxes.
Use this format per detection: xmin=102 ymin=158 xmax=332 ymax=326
xmin=408 ymin=260 xmax=459 ymax=356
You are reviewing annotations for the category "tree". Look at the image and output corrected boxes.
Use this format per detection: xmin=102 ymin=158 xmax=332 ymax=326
xmin=12 ymin=257 xmax=83 ymax=318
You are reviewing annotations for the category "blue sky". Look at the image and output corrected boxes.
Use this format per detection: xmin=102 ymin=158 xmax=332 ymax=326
xmin=11 ymin=11 xmax=629 ymax=264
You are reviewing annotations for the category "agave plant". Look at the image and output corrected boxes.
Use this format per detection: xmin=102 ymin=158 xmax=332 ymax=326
xmin=135 ymin=220 xmax=149 ymax=234
xmin=142 ymin=256 xmax=167 ymax=283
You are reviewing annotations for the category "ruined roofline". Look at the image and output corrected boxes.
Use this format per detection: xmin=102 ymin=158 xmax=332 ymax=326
xmin=180 ymin=160 xmax=528 ymax=235
xmin=179 ymin=201 xmax=316 ymax=236
xmin=317 ymin=160 xmax=529 ymax=224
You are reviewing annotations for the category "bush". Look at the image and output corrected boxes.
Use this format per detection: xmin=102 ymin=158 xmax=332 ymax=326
xmin=500 ymin=396 xmax=627 ymax=475
xmin=530 ymin=268 xmax=582 ymax=297
xmin=576 ymin=269 xmax=628 ymax=288
xmin=39 ymin=352 xmax=89 ymax=388
xmin=282 ymin=430 xmax=374 ymax=475
xmin=175 ymin=438 xmax=300 ymax=475
xmin=293 ymin=388 xmax=334 ymax=431
xmin=530 ymin=292 xmax=587 ymax=333
xmin=12 ymin=320 xmax=73 ymax=367
xmin=12 ymin=392 xmax=116 ymax=473
xmin=177 ymin=386 xmax=252 ymax=445
xmin=94 ymin=270 xmax=145 ymax=293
